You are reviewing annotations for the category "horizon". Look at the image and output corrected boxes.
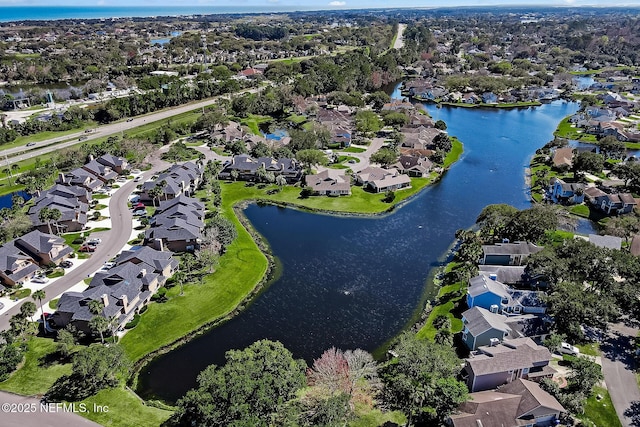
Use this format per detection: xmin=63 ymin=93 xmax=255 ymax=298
xmin=2 ymin=1 xmax=640 ymax=10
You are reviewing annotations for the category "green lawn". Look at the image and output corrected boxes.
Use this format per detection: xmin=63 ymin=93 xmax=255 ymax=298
xmin=0 ymin=337 xmax=73 ymax=396
xmin=341 ymin=146 xmax=366 ymax=153
xmin=578 ymin=386 xmax=622 ymax=427
xmin=554 ymin=117 xmax=598 ymax=142
xmin=570 ymin=204 xmax=591 ymax=218
xmin=80 ymin=387 xmax=172 ymax=427
xmin=444 ymin=138 xmax=464 ymax=168
xmin=239 ymin=114 xmax=271 ymax=136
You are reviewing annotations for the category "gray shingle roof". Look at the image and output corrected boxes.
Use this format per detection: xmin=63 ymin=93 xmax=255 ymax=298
xmin=466 ymin=338 xmax=554 ymax=377
xmin=482 ymin=242 xmax=543 ymax=257
xmin=467 ymin=274 xmax=510 ymax=299
xmin=463 ymin=307 xmax=512 ymax=337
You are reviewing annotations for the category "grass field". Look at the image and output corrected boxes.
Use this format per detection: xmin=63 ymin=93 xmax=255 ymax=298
xmin=0 ymin=337 xmax=73 ymax=396
xmin=578 ymin=386 xmax=622 ymax=427
xmin=554 ymin=117 xmax=598 ymax=142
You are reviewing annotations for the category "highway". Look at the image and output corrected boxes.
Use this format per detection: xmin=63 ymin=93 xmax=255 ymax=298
xmin=0 ymin=89 xmax=254 ymax=166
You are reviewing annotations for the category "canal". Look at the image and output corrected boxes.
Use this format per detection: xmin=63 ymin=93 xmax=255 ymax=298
xmin=137 ymin=93 xmax=581 ymax=403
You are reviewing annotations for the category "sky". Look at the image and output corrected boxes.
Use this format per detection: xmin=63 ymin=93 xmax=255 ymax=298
xmin=1 ymin=0 xmax=640 ymax=8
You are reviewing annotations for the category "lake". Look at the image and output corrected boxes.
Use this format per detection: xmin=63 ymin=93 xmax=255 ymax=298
xmin=137 ymin=93 xmax=581 ymax=403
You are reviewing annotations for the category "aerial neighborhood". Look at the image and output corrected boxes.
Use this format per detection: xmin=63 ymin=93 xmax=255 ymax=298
xmin=1 ymin=5 xmax=640 ymax=427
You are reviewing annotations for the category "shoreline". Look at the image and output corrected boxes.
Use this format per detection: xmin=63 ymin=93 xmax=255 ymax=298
xmin=129 ymin=144 xmax=464 ymax=402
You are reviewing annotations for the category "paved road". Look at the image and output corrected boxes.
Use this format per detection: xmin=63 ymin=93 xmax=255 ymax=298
xmin=393 ymin=23 xmax=406 ymax=50
xmin=601 ymin=322 xmax=640 ymax=427
xmin=0 ymin=391 xmax=102 ymax=427
xmin=1 ymin=88 xmax=258 ymax=166
xmin=0 ymin=159 xmax=169 ymax=332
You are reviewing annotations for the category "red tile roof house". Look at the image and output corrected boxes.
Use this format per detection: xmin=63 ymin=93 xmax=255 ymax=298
xmin=463 ymin=338 xmax=556 ymax=392
xmin=449 ymin=379 xmax=565 ymax=427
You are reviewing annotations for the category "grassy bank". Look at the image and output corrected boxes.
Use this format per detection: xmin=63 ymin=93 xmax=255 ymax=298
xmin=577 ymin=386 xmax=622 ymax=427
xmin=439 ymin=101 xmax=542 ymax=109
xmin=554 ymin=116 xmax=597 ymax=142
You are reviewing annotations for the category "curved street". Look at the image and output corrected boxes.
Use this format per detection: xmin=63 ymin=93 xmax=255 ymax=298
xmin=0 ymin=156 xmax=170 ymax=331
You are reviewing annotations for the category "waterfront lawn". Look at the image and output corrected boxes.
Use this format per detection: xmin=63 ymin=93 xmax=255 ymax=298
xmin=0 ymin=337 xmax=74 ymax=396
xmin=577 ymin=386 xmax=621 ymax=427
xmin=80 ymin=387 xmax=172 ymax=427
xmin=554 ymin=117 xmax=597 ymax=142
xmin=119 ymin=185 xmax=269 ymax=362
xmin=416 ymin=262 xmax=466 ymax=341
xmin=444 ymin=138 xmax=463 ymax=168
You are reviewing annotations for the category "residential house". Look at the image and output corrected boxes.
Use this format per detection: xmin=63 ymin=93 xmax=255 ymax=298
xmin=463 ymin=93 xmax=480 ymax=104
xmin=82 ymin=159 xmax=118 ymax=183
xmin=462 ymin=306 xmax=551 ymax=351
xmin=140 ymin=162 xmax=204 ymax=203
xmin=481 ymin=92 xmax=498 ymax=104
xmin=305 ymin=170 xmax=351 ymax=196
xmin=145 ymin=217 xmax=202 ymax=252
xmin=463 ymin=338 xmax=556 ymax=392
xmin=28 ymin=194 xmax=88 ymax=233
xmin=96 ymin=153 xmax=129 ymax=174
xmin=56 ymin=169 xmax=103 ymax=192
xmin=552 ymin=147 xmax=574 ymax=169
xmin=467 ymin=274 xmax=546 ymax=315
xmin=382 ymin=100 xmax=414 ymax=111
xmin=584 ymin=187 xmax=636 ymax=215
xmin=0 ymin=230 xmax=73 ymax=287
xmin=219 ymin=154 xmax=302 ymax=183
xmin=478 ymin=266 xmax=526 ymax=286
xmin=481 ymin=242 xmax=543 ymax=266
xmin=550 ymin=177 xmax=584 ymax=204
xmin=354 ymin=167 xmax=411 ymax=193
xmin=449 ymin=379 xmax=565 ymax=427
xmin=40 ymin=184 xmax=91 ymax=204
xmin=51 ymin=249 xmax=174 ymax=333
xmin=393 ymin=155 xmax=433 ymax=177
xmin=588 ymin=234 xmax=622 ymax=250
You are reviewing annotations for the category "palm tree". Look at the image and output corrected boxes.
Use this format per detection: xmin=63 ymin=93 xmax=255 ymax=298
xmin=38 ymin=207 xmax=53 ymax=234
xmin=32 ymin=289 xmax=47 ymax=332
xmin=148 ymin=186 xmax=163 ymax=207
xmin=173 ymin=270 xmax=186 ymax=296
xmin=88 ymin=299 xmax=107 ymax=344
xmin=275 ymin=175 xmax=287 ymax=189
xmin=3 ymin=168 xmax=13 ymax=186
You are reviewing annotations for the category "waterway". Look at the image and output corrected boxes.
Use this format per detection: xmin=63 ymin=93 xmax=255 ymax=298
xmin=137 ymin=89 xmax=582 ymax=403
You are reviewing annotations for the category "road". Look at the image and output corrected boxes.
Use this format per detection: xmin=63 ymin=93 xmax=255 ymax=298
xmin=0 ymin=158 xmax=169 ymax=332
xmin=393 ymin=23 xmax=406 ymax=50
xmin=1 ymin=88 xmax=258 ymax=166
xmin=0 ymin=391 xmax=101 ymax=427
xmin=600 ymin=321 xmax=640 ymax=427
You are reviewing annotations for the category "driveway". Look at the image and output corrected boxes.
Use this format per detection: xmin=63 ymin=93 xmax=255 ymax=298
xmin=601 ymin=321 xmax=640 ymax=426
xmin=0 ymin=156 xmax=170 ymax=332
xmin=0 ymin=391 xmax=101 ymax=427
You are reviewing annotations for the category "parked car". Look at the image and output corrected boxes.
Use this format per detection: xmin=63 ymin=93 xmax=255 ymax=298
xmin=559 ymin=342 xmax=580 ymax=356
xmin=133 ymin=202 xmax=145 ymax=209
xmin=87 ymin=238 xmax=102 ymax=245
xmin=79 ymin=245 xmax=96 ymax=252
xmin=26 ymin=142 xmax=36 ymax=147
xmin=102 ymin=262 xmax=115 ymax=270
xmin=31 ymin=276 xmax=50 ymax=284
xmin=127 ymin=118 xmax=134 ymax=122
xmin=132 ymin=209 xmax=146 ymax=216
xmin=133 ymin=176 xmax=142 ymax=182
xmin=130 ymin=169 xmax=141 ymax=174
xmin=60 ymin=260 xmax=73 ymax=268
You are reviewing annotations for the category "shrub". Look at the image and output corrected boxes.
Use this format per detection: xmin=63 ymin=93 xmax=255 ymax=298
xmin=125 ymin=314 xmax=141 ymax=329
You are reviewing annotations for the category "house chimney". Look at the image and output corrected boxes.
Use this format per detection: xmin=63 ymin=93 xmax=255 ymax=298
xmin=58 ymin=172 xmax=66 ymax=184
xmin=88 ymin=154 xmax=94 ymax=162
xmin=489 ymin=274 xmax=497 ymax=281
xmin=489 ymin=338 xmax=500 ymax=347
xmin=120 ymin=294 xmax=128 ymax=311
xmin=154 ymin=238 xmax=165 ymax=252
xmin=490 ymin=304 xmax=499 ymax=313
xmin=138 ymin=268 xmax=147 ymax=278
xmin=101 ymin=294 xmax=109 ymax=307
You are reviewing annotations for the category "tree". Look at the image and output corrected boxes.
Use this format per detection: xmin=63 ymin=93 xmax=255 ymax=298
xmin=370 ymin=148 xmax=398 ymax=167
xmin=503 ymin=204 xmax=567 ymax=243
xmin=434 ymin=120 xmax=447 ymax=130
xmin=599 ymin=135 xmax=626 ymax=160
xmin=0 ymin=342 xmax=23 ymax=382
xmin=296 ymin=149 xmax=328 ymax=168
xmin=476 ymin=204 xmax=519 ymax=240
xmin=230 ymin=169 xmax=239 ymax=181
xmin=20 ymin=301 xmax=36 ymax=318
xmin=32 ymin=289 xmax=47 ymax=331
xmin=89 ymin=316 xmax=110 ymax=345
xmin=56 ymin=327 xmax=77 ymax=359
xmin=432 ymin=133 xmax=452 ymax=152
xmin=174 ymin=340 xmax=307 ymax=426
xmin=46 ymin=344 xmax=131 ymax=401
xmin=573 ymin=151 xmax=604 ymax=179
xmin=355 ymin=110 xmax=382 ymax=136
xmin=380 ymin=333 xmax=467 ymax=425
xmin=173 ymin=270 xmax=186 ymax=296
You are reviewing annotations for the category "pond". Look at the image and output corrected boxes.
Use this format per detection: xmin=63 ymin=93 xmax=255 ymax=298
xmin=137 ymin=91 xmax=582 ymax=403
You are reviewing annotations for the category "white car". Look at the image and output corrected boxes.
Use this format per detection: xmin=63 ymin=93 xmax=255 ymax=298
xmin=31 ymin=276 xmax=50 ymax=284
xmin=87 ymin=238 xmax=102 ymax=245
xmin=102 ymin=262 xmax=115 ymax=270
xmin=131 ymin=169 xmax=141 ymax=175
xmin=559 ymin=342 xmax=580 ymax=356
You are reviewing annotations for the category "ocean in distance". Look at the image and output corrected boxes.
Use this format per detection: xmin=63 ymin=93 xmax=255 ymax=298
xmin=0 ymin=6 xmax=314 ymax=22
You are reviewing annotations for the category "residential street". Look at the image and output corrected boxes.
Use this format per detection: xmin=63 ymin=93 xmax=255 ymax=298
xmin=0 ymin=391 xmax=101 ymax=427
xmin=0 ymin=156 xmax=170 ymax=332
xmin=601 ymin=321 xmax=640 ymax=427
